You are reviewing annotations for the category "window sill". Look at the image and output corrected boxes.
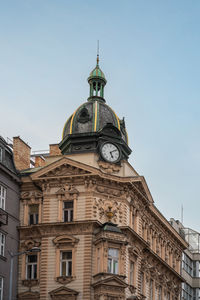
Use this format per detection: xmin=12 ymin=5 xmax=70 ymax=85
xmin=56 ymin=276 xmax=74 ymax=284
xmin=22 ymin=279 xmax=39 ymax=287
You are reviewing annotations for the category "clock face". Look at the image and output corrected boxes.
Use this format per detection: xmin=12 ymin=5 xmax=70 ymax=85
xmin=101 ymin=143 xmax=120 ymax=163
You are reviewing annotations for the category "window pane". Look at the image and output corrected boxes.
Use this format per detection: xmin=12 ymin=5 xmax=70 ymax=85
xmin=61 ymin=261 xmax=66 ymax=276
xmin=28 ymin=255 xmax=37 ymax=263
xmin=108 ymin=258 xmax=112 ymax=273
xmin=64 ymin=201 xmax=73 ymax=209
xmin=33 ymin=264 xmax=37 ymax=279
xmin=68 ymin=261 xmax=72 ymax=276
xmin=62 ymin=251 xmax=72 ymax=260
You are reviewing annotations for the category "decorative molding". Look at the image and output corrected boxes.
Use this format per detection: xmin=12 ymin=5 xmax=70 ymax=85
xmin=98 ymin=160 xmax=121 ymax=174
xmin=56 ymin=276 xmax=74 ymax=284
xmin=52 ymin=234 xmax=79 ymax=248
xmin=22 ymin=279 xmax=39 ymax=287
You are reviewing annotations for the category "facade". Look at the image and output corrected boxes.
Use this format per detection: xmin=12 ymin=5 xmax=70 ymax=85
xmin=15 ymin=58 xmax=187 ymax=300
xmin=0 ymin=136 xmax=20 ymax=300
xmin=170 ymin=219 xmax=200 ymax=300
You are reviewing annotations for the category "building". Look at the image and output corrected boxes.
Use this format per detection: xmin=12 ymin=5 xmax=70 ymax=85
xmin=0 ymin=136 xmax=21 ymax=300
xmin=170 ymin=219 xmax=200 ymax=300
xmin=15 ymin=57 xmax=187 ymax=300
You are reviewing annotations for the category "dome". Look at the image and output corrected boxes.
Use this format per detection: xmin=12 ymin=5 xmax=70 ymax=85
xmin=62 ymin=100 xmax=128 ymax=144
xmin=88 ymin=65 xmax=106 ymax=83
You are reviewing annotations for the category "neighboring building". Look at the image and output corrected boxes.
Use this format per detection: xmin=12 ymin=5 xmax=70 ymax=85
xmin=0 ymin=136 xmax=20 ymax=300
xmin=170 ymin=219 xmax=200 ymax=300
xmin=15 ymin=57 xmax=187 ymax=300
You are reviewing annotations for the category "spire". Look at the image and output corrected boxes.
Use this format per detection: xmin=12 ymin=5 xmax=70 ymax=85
xmin=97 ymin=40 xmax=99 ymax=66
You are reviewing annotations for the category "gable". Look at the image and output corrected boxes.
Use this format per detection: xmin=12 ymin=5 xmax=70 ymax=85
xmin=31 ymin=157 xmax=98 ymax=181
xmin=49 ymin=286 xmax=78 ymax=297
xmin=17 ymin=291 xmax=40 ymax=300
xmin=131 ymin=176 xmax=154 ymax=204
xmin=93 ymin=275 xmax=128 ymax=288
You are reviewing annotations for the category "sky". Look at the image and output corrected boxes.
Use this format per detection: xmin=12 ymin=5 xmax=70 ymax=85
xmin=0 ymin=0 xmax=200 ymax=231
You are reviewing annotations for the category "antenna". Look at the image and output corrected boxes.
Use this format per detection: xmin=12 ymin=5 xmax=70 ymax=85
xmin=97 ymin=40 xmax=99 ymax=65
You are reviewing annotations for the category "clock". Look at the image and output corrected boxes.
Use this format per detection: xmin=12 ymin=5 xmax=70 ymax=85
xmin=100 ymin=142 xmax=120 ymax=163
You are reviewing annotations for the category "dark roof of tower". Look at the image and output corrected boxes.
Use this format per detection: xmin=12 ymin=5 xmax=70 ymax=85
xmin=62 ymin=58 xmax=129 ymax=144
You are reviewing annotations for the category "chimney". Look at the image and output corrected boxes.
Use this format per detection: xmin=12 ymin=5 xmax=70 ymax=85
xmin=13 ymin=136 xmax=31 ymax=170
xmin=49 ymin=144 xmax=61 ymax=156
xmin=35 ymin=156 xmax=46 ymax=168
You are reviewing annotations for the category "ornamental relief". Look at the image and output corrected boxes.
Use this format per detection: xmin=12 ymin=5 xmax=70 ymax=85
xmin=93 ymin=198 xmax=123 ymax=224
xmin=21 ymin=190 xmax=43 ymax=200
xmin=56 ymin=184 xmax=79 ymax=200
xmin=96 ymin=185 xmax=122 ymax=197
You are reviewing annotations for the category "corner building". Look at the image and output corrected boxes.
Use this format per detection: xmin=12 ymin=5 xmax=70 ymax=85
xmin=17 ymin=58 xmax=187 ymax=300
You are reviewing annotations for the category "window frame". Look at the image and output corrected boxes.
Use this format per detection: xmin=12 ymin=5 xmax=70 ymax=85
xmin=129 ymin=261 xmax=135 ymax=285
xmin=28 ymin=204 xmax=39 ymax=225
xmin=0 ymin=185 xmax=6 ymax=210
xmin=26 ymin=254 xmax=38 ymax=280
xmin=60 ymin=250 xmax=72 ymax=277
xmin=150 ymin=279 xmax=153 ymax=300
xmin=0 ymin=232 xmax=5 ymax=257
xmin=0 ymin=277 xmax=3 ymax=300
xmin=107 ymin=247 xmax=119 ymax=274
xmin=0 ymin=148 xmax=2 ymax=163
xmin=63 ymin=200 xmax=73 ymax=222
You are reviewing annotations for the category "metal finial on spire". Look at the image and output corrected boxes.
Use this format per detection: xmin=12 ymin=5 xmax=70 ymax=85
xmin=97 ymin=40 xmax=99 ymax=66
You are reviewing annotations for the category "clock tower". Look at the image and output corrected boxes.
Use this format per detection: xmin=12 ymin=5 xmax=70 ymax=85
xmin=59 ymin=56 xmax=132 ymax=163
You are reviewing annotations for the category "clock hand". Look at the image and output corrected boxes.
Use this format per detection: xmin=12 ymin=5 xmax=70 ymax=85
xmin=110 ymin=149 xmax=118 ymax=154
xmin=110 ymin=152 xmax=114 ymax=158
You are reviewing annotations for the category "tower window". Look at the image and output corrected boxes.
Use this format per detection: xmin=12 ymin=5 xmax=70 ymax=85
xmin=63 ymin=201 xmax=73 ymax=222
xmin=107 ymin=248 xmax=119 ymax=274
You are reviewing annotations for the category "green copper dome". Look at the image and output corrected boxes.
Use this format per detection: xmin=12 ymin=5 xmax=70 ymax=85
xmin=88 ymin=65 xmax=106 ymax=82
xmin=88 ymin=55 xmax=106 ymax=83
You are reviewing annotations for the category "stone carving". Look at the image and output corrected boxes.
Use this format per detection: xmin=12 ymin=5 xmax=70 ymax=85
xmin=56 ymin=276 xmax=74 ymax=284
xmin=56 ymin=185 xmax=79 ymax=200
xmin=93 ymin=198 xmax=123 ymax=223
xmin=21 ymin=191 xmax=43 ymax=200
xmin=98 ymin=160 xmax=121 ymax=174
xmin=96 ymin=185 xmax=122 ymax=197
xmin=39 ymin=164 xmax=90 ymax=178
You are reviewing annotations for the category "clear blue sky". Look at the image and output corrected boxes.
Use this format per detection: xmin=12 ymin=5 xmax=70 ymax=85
xmin=1 ymin=0 xmax=200 ymax=230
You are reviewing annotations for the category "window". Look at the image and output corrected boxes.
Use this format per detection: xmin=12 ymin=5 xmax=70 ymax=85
xmin=29 ymin=204 xmax=39 ymax=225
xmin=0 ymin=277 xmax=3 ymax=300
xmin=60 ymin=251 xmax=72 ymax=276
xmin=97 ymin=248 xmax=101 ymax=273
xmin=0 ymin=185 xmax=6 ymax=210
xmin=150 ymin=279 xmax=153 ymax=300
xmin=132 ymin=213 xmax=135 ymax=229
xmin=0 ymin=148 xmax=2 ymax=162
xmin=130 ymin=261 xmax=134 ymax=285
xmin=26 ymin=255 xmax=38 ymax=279
xmin=107 ymin=248 xmax=119 ymax=274
xmin=63 ymin=201 xmax=73 ymax=222
xmin=0 ymin=233 xmax=5 ymax=256
xmin=158 ymin=286 xmax=162 ymax=300
xmin=140 ymin=272 xmax=144 ymax=294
